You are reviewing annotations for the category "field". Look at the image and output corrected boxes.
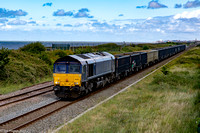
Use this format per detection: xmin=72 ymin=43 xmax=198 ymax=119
xmin=57 ymin=46 xmax=200 ymax=133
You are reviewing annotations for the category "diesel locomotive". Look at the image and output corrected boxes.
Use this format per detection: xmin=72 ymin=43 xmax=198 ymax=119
xmin=53 ymin=45 xmax=186 ymax=99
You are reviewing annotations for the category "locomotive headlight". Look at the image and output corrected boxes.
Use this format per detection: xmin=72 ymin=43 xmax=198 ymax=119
xmin=74 ymin=82 xmax=79 ymax=85
xmin=55 ymin=81 xmax=60 ymax=84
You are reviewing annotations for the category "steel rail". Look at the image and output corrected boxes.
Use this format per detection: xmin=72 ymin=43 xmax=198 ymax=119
xmin=0 ymin=88 xmax=53 ymax=107
xmin=0 ymin=85 xmax=53 ymax=102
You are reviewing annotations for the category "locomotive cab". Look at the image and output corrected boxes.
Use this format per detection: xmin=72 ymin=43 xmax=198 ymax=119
xmin=53 ymin=56 xmax=83 ymax=98
xmin=53 ymin=61 xmax=82 ymax=86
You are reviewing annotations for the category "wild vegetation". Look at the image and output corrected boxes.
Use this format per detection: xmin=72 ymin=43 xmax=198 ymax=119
xmin=19 ymin=42 xmax=46 ymax=54
xmin=0 ymin=47 xmax=10 ymax=80
xmin=0 ymin=42 xmax=187 ymax=94
xmin=58 ymin=46 xmax=200 ymax=133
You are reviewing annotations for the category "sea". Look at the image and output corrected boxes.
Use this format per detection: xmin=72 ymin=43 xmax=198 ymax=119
xmin=0 ymin=41 xmax=136 ymax=50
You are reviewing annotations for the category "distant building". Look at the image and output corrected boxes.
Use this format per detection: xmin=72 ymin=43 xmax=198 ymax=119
xmin=52 ymin=44 xmax=70 ymax=50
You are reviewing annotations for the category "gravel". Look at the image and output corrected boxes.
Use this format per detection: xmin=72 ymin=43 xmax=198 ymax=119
xmin=0 ymin=92 xmax=58 ymax=124
xmin=0 ymin=95 xmax=58 ymax=124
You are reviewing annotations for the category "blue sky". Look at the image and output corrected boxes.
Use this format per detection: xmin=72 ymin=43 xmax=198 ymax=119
xmin=1 ymin=0 xmax=200 ymax=42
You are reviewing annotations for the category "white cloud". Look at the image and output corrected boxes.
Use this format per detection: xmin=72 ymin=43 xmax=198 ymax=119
xmin=174 ymin=9 xmax=200 ymax=19
xmin=1 ymin=25 xmax=12 ymax=30
xmin=147 ymin=17 xmax=152 ymax=20
xmin=8 ymin=20 xmax=27 ymax=25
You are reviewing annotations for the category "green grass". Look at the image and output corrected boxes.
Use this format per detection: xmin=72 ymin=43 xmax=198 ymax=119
xmin=57 ymin=46 xmax=200 ymax=133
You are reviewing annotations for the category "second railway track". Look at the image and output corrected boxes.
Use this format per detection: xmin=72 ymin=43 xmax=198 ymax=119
xmin=0 ymin=84 xmax=54 ymax=107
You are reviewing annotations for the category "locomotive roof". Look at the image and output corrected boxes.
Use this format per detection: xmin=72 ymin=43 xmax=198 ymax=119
xmin=153 ymin=45 xmax=185 ymax=50
xmin=114 ymin=52 xmax=145 ymax=57
xmin=54 ymin=52 xmax=115 ymax=65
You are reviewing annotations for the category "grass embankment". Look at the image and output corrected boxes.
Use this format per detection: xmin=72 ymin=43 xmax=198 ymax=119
xmin=58 ymin=46 xmax=200 ymax=133
xmin=0 ymin=50 xmax=52 ymax=94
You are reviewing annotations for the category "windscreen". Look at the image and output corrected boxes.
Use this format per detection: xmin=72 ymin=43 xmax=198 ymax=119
xmin=68 ymin=63 xmax=80 ymax=73
xmin=55 ymin=64 xmax=66 ymax=73
xmin=54 ymin=62 xmax=81 ymax=73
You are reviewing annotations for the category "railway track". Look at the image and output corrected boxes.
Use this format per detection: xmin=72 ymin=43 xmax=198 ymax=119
xmin=0 ymin=45 xmax=195 ymax=132
xmin=0 ymin=99 xmax=61 ymax=130
xmin=0 ymin=95 xmax=95 ymax=131
xmin=0 ymin=85 xmax=54 ymax=107
xmin=0 ymin=82 xmax=114 ymax=131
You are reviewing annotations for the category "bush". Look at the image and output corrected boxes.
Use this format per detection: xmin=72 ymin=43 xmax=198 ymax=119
xmin=3 ymin=50 xmax=52 ymax=84
xmin=39 ymin=52 xmax=52 ymax=65
xmin=131 ymin=44 xmax=136 ymax=47
xmin=0 ymin=47 xmax=10 ymax=80
xmin=97 ymin=43 xmax=121 ymax=52
xmin=65 ymin=50 xmax=74 ymax=55
xmin=75 ymin=47 xmax=93 ymax=54
xmin=19 ymin=42 xmax=45 ymax=54
xmin=142 ymin=45 xmax=149 ymax=50
xmin=121 ymin=46 xmax=133 ymax=52
xmin=194 ymin=91 xmax=200 ymax=105
xmin=54 ymin=49 xmax=67 ymax=58
xmin=0 ymin=47 xmax=10 ymax=69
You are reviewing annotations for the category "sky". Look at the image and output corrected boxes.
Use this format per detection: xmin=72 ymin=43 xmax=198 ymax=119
xmin=1 ymin=0 xmax=200 ymax=42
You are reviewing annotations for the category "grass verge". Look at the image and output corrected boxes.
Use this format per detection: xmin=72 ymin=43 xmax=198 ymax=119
xmin=57 ymin=46 xmax=200 ymax=133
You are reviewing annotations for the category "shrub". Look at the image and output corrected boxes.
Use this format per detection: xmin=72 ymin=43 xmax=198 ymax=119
xmin=97 ymin=43 xmax=121 ymax=52
xmin=54 ymin=49 xmax=67 ymax=58
xmin=65 ymin=50 xmax=74 ymax=55
xmin=19 ymin=42 xmax=45 ymax=54
xmin=122 ymin=46 xmax=133 ymax=52
xmin=0 ymin=47 xmax=10 ymax=80
xmin=131 ymin=44 xmax=136 ymax=47
xmin=3 ymin=50 xmax=52 ymax=84
xmin=39 ymin=52 xmax=52 ymax=65
xmin=194 ymin=91 xmax=200 ymax=105
xmin=0 ymin=47 xmax=10 ymax=69
xmin=142 ymin=45 xmax=149 ymax=50
xmin=75 ymin=46 xmax=93 ymax=54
